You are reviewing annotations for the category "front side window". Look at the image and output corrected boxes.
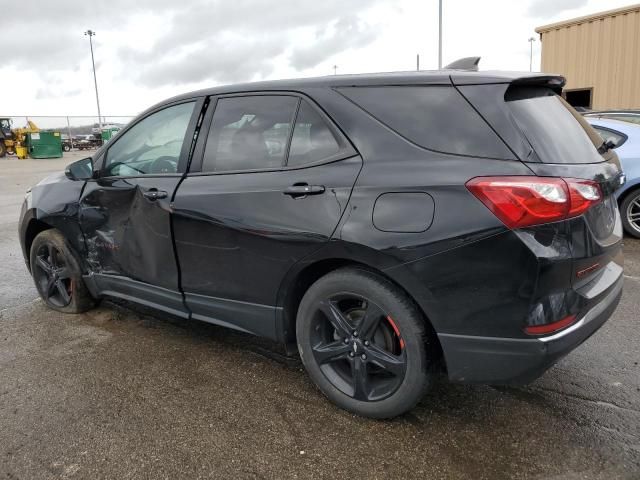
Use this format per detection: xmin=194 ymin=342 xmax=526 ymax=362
xmin=202 ymin=96 xmax=298 ymax=172
xmin=104 ymin=102 xmax=195 ymax=176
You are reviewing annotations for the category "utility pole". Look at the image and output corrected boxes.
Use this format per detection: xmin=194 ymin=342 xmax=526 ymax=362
xmin=416 ymin=54 xmax=420 ymax=71
xmin=333 ymin=65 xmax=338 ymax=75
xmin=438 ymin=0 xmax=443 ymax=69
xmin=528 ymin=37 xmax=536 ymax=72
xmin=84 ymin=30 xmax=103 ymax=134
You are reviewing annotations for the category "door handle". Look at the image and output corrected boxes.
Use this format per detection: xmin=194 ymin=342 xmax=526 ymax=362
xmin=143 ymin=189 xmax=168 ymax=201
xmin=284 ymin=184 xmax=325 ymax=198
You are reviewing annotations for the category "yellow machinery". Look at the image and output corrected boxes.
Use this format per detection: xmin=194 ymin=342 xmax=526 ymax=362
xmin=0 ymin=118 xmax=39 ymax=158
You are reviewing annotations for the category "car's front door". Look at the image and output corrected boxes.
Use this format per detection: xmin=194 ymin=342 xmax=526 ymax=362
xmin=79 ymin=99 xmax=202 ymax=316
xmin=172 ymin=94 xmax=362 ymax=338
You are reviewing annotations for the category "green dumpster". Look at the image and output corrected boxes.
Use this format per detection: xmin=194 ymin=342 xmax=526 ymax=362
xmin=101 ymin=127 xmax=120 ymax=143
xmin=26 ymin=131 xmax=63 ymax=158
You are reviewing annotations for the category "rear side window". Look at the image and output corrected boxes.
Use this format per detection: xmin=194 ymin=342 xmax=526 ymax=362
xmin=506 ymin=87 xmax=603 ymax=164
xmin=288 ymin=100 xmax=342 ymax=167
xmin=338 ymin=86 xmax=513 ymax=159
xmin=202 ymin=95 xmax=298 ymax=172
xmin=591 ymin=126 xmax=627 ymax=148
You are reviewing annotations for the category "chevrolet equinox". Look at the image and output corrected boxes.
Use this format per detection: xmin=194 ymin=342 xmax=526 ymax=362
xmin=19 ymin=67 xmax=625 ymax=418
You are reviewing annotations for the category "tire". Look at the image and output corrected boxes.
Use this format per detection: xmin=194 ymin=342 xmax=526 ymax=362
xmin=30 ymin=229 xmax=96 ymax=313
xmin=0 ymin=142 xmax=6 ymax=158
xmin=63 ymin=144 xmax=71 ymax=152
xmin=296 ymin=268 xmax=432 ymax=419
xmin=620 ymin=189 xmax=640 ymax=238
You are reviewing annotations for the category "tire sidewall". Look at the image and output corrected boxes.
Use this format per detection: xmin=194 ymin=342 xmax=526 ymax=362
xmin=621 ymin=190 xmax=640 ymax=238
xmin=296 ymin=268 xmax=429 ymax=419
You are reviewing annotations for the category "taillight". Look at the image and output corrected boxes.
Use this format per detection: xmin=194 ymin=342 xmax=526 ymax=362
xmin=525 ymin=314 xmax=577 ymax=335
xmin=466 ymin=176 xmax=602 ymax=229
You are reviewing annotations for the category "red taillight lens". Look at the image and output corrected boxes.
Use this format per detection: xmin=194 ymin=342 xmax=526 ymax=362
xmin=566 ymin=178 xmax=602 ymax=217
xmin=466 ymin=176 xmax=602 ymax=229
xmin=525 ymin=314 xmax=577 ymax=335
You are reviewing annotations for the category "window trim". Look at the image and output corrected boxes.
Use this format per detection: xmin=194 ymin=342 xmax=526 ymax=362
xmin=591 ymin=125 xmax=628 ymax=149
xmin=95 ymin=97 xmax=204 ymax=180
xmin=187 ymin=90 xmax=357 ymax=176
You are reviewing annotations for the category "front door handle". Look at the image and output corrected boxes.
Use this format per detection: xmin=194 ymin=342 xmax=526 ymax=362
xmin=143 ymin=189 xmax=168 ymax=201
xmin=284 ymin=184 xmax=325 ymax=198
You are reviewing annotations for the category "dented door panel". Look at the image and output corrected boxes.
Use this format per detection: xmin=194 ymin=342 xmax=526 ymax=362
xmin=79 ymin=176 xmax=182 ymax=290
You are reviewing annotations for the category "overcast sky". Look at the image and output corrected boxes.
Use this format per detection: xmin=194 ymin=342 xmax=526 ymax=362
xmin=2 ymin=0 xmax=635 ymax=118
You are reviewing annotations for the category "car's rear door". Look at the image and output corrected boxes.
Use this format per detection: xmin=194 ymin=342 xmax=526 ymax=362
xmin=172 ymin=93 xmax=362 ymax=339
xmin=79 ymin=99 xmax=203 ymax=316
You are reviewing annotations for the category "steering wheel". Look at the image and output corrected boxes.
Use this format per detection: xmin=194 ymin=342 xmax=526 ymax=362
xmin=149 ymin=156 xmax=177 ymax=174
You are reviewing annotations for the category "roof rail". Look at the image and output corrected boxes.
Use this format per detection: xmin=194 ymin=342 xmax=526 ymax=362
xmin=445 ymin=57 xmax=481 ymax=71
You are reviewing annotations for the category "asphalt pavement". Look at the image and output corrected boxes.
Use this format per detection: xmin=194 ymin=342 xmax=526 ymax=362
xmin=1 ymin=153 xmax=639 ymax=479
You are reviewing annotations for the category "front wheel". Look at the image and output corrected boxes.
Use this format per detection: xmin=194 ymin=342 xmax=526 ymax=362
xmin=296 ymin=268 xmax=433 ymax=418
xmin=30 ymin=229 xmax=96 ymax=313
xmin=621 ymin=189 xmax=640 ymax=238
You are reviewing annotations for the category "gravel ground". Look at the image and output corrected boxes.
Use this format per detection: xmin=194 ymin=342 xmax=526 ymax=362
xmin=1 ymin=153 xmax=639 ymax=479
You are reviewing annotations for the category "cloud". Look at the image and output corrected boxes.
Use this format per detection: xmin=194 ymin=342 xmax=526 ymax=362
xmin=527 ymin=0 xmax=588 ymax=18
xmin=289 ymin=16 xmax=378 ymax=70
xmin=135 ymin=35 xmax=285 ymax=87
xmin=116 ymin=0 xmax=384 ymax=87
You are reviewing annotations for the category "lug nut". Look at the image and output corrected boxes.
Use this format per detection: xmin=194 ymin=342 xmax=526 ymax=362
xmin=353 ymin=331 xmax=358 ymax=337
xmin=349 ymin=352 xmax=355 ymax=357
xmin=344 ymin=337 xmax=349 ymax=344
xmin=361 ymin=354 xmax=367 ymax=360
xmin=364 ymin=341 xmax=370 ymax=346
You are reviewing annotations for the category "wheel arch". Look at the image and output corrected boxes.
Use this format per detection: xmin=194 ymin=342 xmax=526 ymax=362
xmin=276 ymin=248 xmax=444 ymax=364
xmin=22 ymin=217 xmax=53 ymax=272
xmin=617 ymin=182 xmax=640 ymax=205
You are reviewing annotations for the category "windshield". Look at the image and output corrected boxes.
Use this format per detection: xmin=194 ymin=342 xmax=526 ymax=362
xmin=506 ymin=87 xmax=604 ymax=164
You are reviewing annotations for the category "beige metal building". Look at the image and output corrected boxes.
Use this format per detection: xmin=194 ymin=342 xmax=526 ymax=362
xmin=536 ymin=4 xmax=640 ymax=110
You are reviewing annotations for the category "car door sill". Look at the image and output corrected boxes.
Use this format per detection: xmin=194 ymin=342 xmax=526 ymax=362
xmin=185 ymin=292 xmax=279 ymax=341
xmin=84 ymin=273 xmax=189 ymax=319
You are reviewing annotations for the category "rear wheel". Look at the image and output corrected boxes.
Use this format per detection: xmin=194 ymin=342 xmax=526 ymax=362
xmin=0 ymin=142 xmax=6 ymax=158
xmin=621 ymin=189 xmax=640 ymax=238
xmin=296 ymin=268 xmax=432 ymax=418
xmin=30 ymin=229 xmax=96 ymax=313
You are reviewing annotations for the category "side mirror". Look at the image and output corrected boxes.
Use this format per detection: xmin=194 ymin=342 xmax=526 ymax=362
xmin=65 ymin=157 xmax=94 ymax=181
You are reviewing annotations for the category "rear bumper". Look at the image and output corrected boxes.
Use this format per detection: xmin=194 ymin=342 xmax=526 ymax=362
xmin=438 ymin=274 xmax=623 ymax=384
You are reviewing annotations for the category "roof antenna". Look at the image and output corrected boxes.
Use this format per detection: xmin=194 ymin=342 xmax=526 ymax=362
xmin=444 ymin=57 xmax=481 ymax=71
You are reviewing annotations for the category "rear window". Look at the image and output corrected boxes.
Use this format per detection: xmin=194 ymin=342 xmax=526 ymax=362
xmin=338 ymin=86 xmax=514 ymax=159
xmin=506 ymin=87 xmax=604 ymax=164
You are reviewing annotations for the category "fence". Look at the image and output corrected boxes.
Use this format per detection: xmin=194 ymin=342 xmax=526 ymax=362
xmin=5 ymin=115 xmax=137 ymax=138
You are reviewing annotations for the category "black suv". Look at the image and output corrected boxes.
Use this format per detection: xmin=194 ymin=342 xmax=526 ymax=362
xmin=19 ymin=69 xmax=624 ymax=418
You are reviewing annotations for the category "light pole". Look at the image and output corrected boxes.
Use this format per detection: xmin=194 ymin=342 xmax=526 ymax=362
xmin=438 ymin=0 xmax=443 ymax=69
xmin=528 ymin=37 xmax=536 ymax=72
xmin=84 ymin=30 xmax=103 ymax=134
xmin=333 ymin=65 xmax=338 ymax=75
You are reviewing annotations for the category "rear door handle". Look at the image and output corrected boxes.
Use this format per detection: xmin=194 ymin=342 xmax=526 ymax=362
xmin=284 ymin=184 xmax=325 ymax=197
xmin=143 ymin=189 xmax=168 ymax=200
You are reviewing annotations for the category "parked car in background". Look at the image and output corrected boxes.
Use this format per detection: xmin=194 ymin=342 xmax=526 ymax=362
xmin=19 ymin=70 xmax=624 ymax=418
xmin=584 ymin=110 xmax=640 ymax=125
xmin=586 ymin=117 xmax=640 ymax=238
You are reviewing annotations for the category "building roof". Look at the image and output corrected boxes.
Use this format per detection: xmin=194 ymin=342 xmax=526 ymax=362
xmin=536 ymin=3 xmax=640 ymax=33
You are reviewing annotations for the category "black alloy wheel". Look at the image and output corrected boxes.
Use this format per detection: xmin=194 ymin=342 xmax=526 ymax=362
xmin=29 ymin=229 xmax=96 ymax=313
xmin=33 ymin=242 xmax=73 ymax=307
xmin=310 ymin=294 xmax=406 ymax=402
xmin=297 ymin=268 xmax=431 ymax=418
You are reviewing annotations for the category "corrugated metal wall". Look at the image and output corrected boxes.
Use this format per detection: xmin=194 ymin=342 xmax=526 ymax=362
xmin=538 ymin=7 xmax=640 ymax=109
